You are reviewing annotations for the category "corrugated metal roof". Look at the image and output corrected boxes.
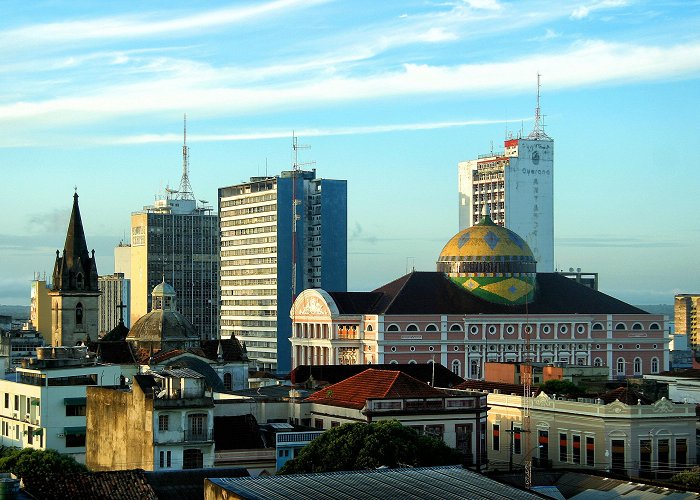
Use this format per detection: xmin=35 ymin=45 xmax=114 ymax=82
xmin=208 ymin=466 xmax=543 ymax=500
xmin=158 ymin=367 xmax=203 ymax=379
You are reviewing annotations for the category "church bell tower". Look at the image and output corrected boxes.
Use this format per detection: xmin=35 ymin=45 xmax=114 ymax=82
xmin=49 ymin=193 xmax=100 ymax=346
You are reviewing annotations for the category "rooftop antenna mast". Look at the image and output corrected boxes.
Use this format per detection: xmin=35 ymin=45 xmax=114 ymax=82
xmin=527 ymin=74 xmax=550 ymax=140
xmin=177 ymin=114 xmax=195 ymax=200
xmin=291 ymin=132 xmax=315 ymax=302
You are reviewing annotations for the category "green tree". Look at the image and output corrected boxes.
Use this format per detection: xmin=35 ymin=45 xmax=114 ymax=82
xmin=539 ymin=379 xmax=585 ymax=397
xmin=671 ymin=467 xmax=700 ymax=488
xmin=0 ymin=448 xmax=86 ymax=487
xmin=278 ymin=420 xmax=463 ymax=474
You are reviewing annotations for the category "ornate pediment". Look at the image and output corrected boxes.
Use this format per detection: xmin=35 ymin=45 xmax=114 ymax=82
xmin=533 ymin=392 xmax=553 ymax=408
xmin=652 ymin=397 xmax=674 ymax=413
xmin=606 ymin=400 xmax=628 ymax=413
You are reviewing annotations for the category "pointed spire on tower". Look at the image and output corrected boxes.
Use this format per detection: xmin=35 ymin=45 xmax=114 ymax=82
xmin=53 ymin=192 xmax=98 ymax=291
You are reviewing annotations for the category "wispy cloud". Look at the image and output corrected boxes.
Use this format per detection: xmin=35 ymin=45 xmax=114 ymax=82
xmin=556 ymin=236 xmax=681 ymax=248
xmin=0 ymin=0 xmax=327 ymax=49
xmin=3 ymin=39 xmax=699 ymax=133
xmin=571 ymin=0 xmax=628 ymax=19
xmin=108 ymin=118 xmax=529 ymax=145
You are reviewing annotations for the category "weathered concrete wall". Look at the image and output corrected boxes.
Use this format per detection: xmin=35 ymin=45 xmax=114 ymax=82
xmin=86 ymin=385 xmax=153 ymax=471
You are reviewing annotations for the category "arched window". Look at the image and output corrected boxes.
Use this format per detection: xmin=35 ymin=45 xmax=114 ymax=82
xmin=366 ymin=324 xmax=373 ymax=332
xmin=651 ymin=357 xmax=659 ymax=374
xmin=633 ymin=357 xmax=642 ymax=375
xmin=451 ymin=359 xmax=461 ymax=376
xmin=649 ymin=323 xmax=660 ymax=330
xmin=223 ymin=373 xmax=233 ymax=391
xmin=408 ymin=360 xmax=417 ymax=365
xmin=75 ymin=302 xmax=83 ymax=326
xmin=449 ymin=324 xmax=463 ymax=332
xmin=594 ymin=357 xmax=603 ymax=367
xmin=425 ymin=324 xmax=438 ymax=332
xmin=470 ymin=359 xmax=480 ymax=378
xmin=389 ymin=360 xmax=398 ymax=364
xmin=615 ymin=323 xmax=627 ymax=330
xmin=386 ymin=324 xmax=399 ymax=332
xmin=632 ymin=323 xmax=643 ymax=331
xmin=76 ymin=273 xmax=84 ymax=290
xmin=406 ymin=324 xmax=419 ymax=332
xmin=592 ymin=323 xmax=604 ymax=330
xmin=616 ymin=357 xmax=625 ymax=376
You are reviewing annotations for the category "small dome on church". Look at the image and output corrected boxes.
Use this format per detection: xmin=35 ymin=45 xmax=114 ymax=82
xmin=152 ymin=280 xmax=176 ymax=297
xmin=437 ymin=214 xmax=536 ymax=305
xmin=126 ymin=282 xmax=199 ymax=352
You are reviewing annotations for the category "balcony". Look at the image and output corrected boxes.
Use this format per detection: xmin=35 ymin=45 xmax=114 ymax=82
xmin=184 ymin=429 xmax=214 ymax=442
xmin=153 ymin=396 xmax=214 ymax=409
xmin=156 ymin=429 xmax=214 ymax=444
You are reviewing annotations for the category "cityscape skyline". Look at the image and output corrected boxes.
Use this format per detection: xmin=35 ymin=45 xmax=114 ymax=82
xmin=2 ymin=0 xmax=700 ymax=306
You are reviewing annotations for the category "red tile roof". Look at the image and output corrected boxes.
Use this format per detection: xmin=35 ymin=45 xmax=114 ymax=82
xmin=305 ymin=368 xmax=447 ymax=410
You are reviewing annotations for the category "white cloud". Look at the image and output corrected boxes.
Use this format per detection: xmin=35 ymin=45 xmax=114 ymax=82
xmin=571 ymin=0 xmax=628 ymax=19
xmin=109 ymin=118 xmax=529 ymax=144
xmin=0 ymin=0 xmax=327 ymax=48
xmin=1 ymin=39 xmax=699 ymax=137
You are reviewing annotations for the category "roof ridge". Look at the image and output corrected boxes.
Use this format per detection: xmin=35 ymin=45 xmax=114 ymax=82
xmin=382 ymin=370 xmax=401 ymax=398
xmin=376 ymin=272 xmax=415 ymax=314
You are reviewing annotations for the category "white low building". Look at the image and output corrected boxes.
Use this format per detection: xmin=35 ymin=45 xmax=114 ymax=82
xmin=0 ymin=346 xmax=121 ymax=463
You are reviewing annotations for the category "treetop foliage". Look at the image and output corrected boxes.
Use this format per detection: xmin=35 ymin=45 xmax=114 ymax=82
xmin=278 ymin=420 xmax=463 ymax=475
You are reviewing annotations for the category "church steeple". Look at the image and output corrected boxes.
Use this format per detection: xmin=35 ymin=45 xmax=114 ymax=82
xmin=49 ymin=192 xmax=101 ymax=347
xmin=52 ymin=192 xmax=98 ymax=292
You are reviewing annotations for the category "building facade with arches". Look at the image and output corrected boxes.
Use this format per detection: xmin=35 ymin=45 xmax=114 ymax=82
xmin=289 ymin=215 xmax=667 ymax=379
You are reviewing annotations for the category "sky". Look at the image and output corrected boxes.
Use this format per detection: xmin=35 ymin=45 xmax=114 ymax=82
xmin=1 ymin=0 xmax=699 ymax=307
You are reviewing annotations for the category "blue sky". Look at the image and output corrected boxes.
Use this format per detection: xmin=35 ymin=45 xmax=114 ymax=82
xmin=1 ymin=0 xmax=699 ymax=306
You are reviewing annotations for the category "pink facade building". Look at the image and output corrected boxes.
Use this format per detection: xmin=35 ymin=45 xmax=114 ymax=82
xmin=290 ymin=216 xmax=667 ymax=379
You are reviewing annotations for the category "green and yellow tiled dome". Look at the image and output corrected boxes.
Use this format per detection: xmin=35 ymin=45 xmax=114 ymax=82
xmin=437 ymin=215 xmax=536 ymax=305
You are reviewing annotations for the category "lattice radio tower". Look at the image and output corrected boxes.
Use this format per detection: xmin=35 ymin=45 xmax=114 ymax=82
xmin=527 ymin=74 xmax=550 ymax=141
xmin=177 ymin=114 xmax=195 ymax=200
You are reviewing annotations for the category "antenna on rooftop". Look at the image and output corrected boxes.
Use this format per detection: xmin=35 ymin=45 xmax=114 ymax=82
xmin=527 ymin=74 xmax=550 ymax=140
xmin=177 ymin=114 xmax=195 ymax=200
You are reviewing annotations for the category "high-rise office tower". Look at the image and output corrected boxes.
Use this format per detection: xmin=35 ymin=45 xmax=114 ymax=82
xmin=129 ymin=119 xmax=219 ymax=339
xmin=675 ymin=294 xmax=700 ymax=348
xmin=98 ymin=273 xmax=130 ymax=336
xmin=458 ymin=77 xmax=554 ymax=272
xmin=219 ymin=167 xmax=347 ymax=372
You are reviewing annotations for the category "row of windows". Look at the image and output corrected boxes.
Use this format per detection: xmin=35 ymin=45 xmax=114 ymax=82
xmin=224 ymin=225 xmax=275 ymax=237
xmin=222 ymin=257 xmax=277 ymax=266
xmin=221 ymin=214 xmax=276 ymax=227
xmin=221 ymin=309 xmax=276 ymax=317
xmin=219 ymin=278 xmax=277 ymax=286
xmin=220 ymin=192 xmax=276 ymax=208
xmin=593 ymin=322 xmax=661 ymax=331
xmin=384 ymin=322 xmax=661 ymax=334
xmin=221 ymin=267 xmax=277 ymax=277
xmin=220 ymin=203 xmax=276 ymax=217
xmin=222 ymin=299 xmax=277 ymax=307
xmin=221 ymin=246 xmax=276 ymax=257
xmin=221 ymin=288 xmax=276 ymax=296
xmin=617 ymin=357 xmax=660 ymax=375
xmin=220 ymin=319 xmax=277 ymax=327
xmin=221 ymin=236 xmax=277 ymax=246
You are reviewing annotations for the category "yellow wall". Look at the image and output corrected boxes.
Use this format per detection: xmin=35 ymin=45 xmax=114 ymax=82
xmin=130 ymin=213 xmax=149 ymax=326
xmin=30 ymin=280 xmax=52 ymax=343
